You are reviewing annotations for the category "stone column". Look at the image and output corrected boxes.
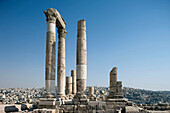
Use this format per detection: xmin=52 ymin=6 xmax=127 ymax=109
xmin=57 ymin=28 xmax=67 ymax=98
xmin=66 ymin=76 xmax=72 ymax=95
xmin=107 ymin=67 xmax=124 ymax=101
xmin=88 ymin=87 xmax=96 ymax=101
xmin=74 ymin=20 xmax=87 ymax=101
xmin=44 ymin=9 xmax=57 ymax=98
xmin=109 ymin=67 xmax=118 ymax=97
xmin=88 ymin=87 xmax=94 ymax=97
xmin=71 ymin=70 xmax=76 ymax=95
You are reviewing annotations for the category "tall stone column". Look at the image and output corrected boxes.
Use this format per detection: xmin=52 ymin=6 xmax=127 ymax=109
xmin=57 ymin=28 xmax=67 ymax=99
xmin=74 ymin=20 xmax=87 ymax=101
xmin=71 ymin=70 xmax=76 ymax=95
xmin=44 ymin=9 xmax=57 ymax=98
xmin=66 ymin=76 xmax=72 ymax=95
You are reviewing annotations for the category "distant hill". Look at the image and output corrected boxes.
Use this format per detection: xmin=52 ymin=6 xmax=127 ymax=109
xmin=1 ymin=87 xmax=170 ymax=105
xmin=88 ymin=86 xmax=170 ymax=104
xmin=123 ymin=87 xmax=170 ymax=104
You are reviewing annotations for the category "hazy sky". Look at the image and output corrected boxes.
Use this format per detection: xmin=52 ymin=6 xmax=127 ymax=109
xmin=0 ymin=0 xmax=170 ymax=90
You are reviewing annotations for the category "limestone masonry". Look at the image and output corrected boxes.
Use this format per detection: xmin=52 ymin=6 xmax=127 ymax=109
xmin=71 ymin=70 xmax=76 ymax=95
xmin=66 ymin=76 xmax=72 ymax=95
xmin=44 ymin=8 xmax=57 ymax=98
xmin=107 ymin=67 xmax=123 ymax=100
xmin=34 ymin=8 xmax=169 ymax=113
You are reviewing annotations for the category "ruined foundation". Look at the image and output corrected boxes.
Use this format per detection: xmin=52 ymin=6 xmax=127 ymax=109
xmin=37 ymin=8 xmax=149 ymax=113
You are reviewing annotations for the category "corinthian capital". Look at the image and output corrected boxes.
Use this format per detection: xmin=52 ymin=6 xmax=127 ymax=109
xmin=58 ymin=28 xmax=67 ymax=38
xmin=44 ymin=8 xmax=58 ymax=23
xmin=44 ymin=8 xmax=66 ymax=29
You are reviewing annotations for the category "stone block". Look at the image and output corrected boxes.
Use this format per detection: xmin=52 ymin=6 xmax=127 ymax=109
xmin=33 ymin=109 xmax=57 ymax=113
xmin=88 ymin=101 xmax=99 ymax=106
xmin=38 ymin=98 xmax=57 ymax=109
xmin=125 ymin=106 xmax=140 ymax=113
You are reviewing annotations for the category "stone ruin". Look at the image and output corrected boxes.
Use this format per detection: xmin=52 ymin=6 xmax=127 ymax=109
xmin=107 ymin=67 xmax=123 ymax=100
xmin=2 ymin=8 xmax=170 ymax=113
xmin=33 ymin=8 xmax=166 ymax=113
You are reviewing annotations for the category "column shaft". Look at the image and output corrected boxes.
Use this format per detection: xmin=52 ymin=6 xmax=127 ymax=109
xmin=88 ymin=87 xmax=96 ymax=101
xmin=88 ymin=87 xmax=94 ymax=96
xmin=66 ymin=76 xmax=72 ymax=95
xmin=57 ymin=28 xmax=67 ymax=98
xmin=71 ymin=70 xmax=76 ymax=95
xmin=45 ymin=19 xmax=56 ymax=97
xmin=76 ymin=20 xmax=87 ymax=94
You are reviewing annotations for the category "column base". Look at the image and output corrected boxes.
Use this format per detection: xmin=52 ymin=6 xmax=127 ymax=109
xmin=107 ymin=94 xmax=123 ymax=99
xmin=43 ymin=93 xmax=55 ymax=98
xmin=57 ymin=94 xmax=66 ymax=100
xmin=73 ymin=93 xmax=89 ymax=104
xmin=65 ymin=94 xmax=74 ymax=100
xmin=89 ymin=94 xmax=97 ymax=101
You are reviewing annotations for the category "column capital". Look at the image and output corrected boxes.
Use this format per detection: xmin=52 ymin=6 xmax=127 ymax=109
xmin=44 ymin=8 xmax=57 ymax=23
xmin=58 ymin=28 xmax=67 ymax=38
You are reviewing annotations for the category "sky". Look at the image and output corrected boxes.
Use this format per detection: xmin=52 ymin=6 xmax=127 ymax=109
xmin=0 ymin=0 xmax=170 ymax=91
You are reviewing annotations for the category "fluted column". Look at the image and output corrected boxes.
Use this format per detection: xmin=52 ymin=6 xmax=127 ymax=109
xmin=44 ymin=9 xmax=57 ymax=98
xmin=57 ymin=28 xmax=67 ymax=98
xmin=66 ymin=76 xmax=72 ymax=95
xmin=71 ymin=70 xmax=76 ymax=95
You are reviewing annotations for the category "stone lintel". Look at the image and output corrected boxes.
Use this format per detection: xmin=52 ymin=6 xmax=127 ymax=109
xmin=44 ymin=8 xmax=66 ymax=28
xmin=56 ymin=17 xmax=66 ymax=29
